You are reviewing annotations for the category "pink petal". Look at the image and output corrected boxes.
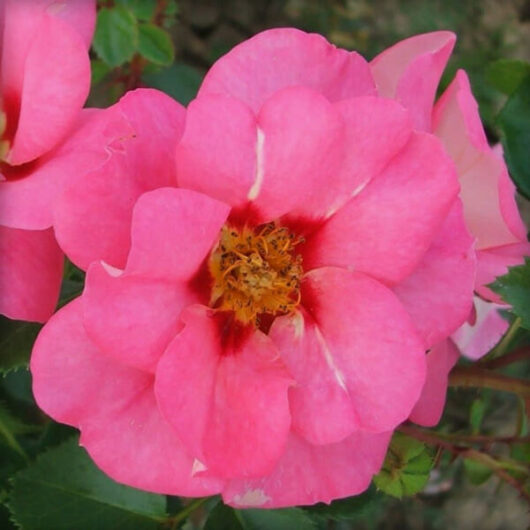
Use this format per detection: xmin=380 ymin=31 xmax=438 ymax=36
xmin=452 ymin=297 xmax=509 ymax=360
xmin=495 ymin=146 xmax=527 ymax=242
xmin=269 ymin=309 xmax=359 ymax=445
xmin=433 ymin=70 xmax=523 ymax=249
xmin=54 ymin=89 xmax=185 ymax=270
xmin=83 ymin=262 xmax=197 ymax=373
xmin=251 ymin=86 xmax=345 ymax=221
xmin=0 ymin=109 xmax=117 ymax=230
xmin=371 ymin=31 xmax=455 ymax=131
xmin=199 ymin=28 xmax=375 ymax=113
xmin=295 ymin=268 xmax=426 ymax=433
xmin=31 ymin=299 xmax=224 ymax=497
xmin=0 ymin=226 xmax=62 ymax=322
xmin=155 ymin=305 xmax=293 ymax=478
xmin=80 ymin=388 xmax=224 ymax=497
xmin=476 ymin=243 xmax=530 ymax=303
xmin=126 ymin=188 xmax=229 ymax=281
xmin=304 ymin=132 xmax=459 ymax=284
xmin=409 ymin=340 xmax=459 ymax=427
xmin=223 ymin=431 xmax=391 ymax=508
xmin=331 ymin=96 xmax=413 ymax=206
xmin=6 ymin=15 xmax=90 ymax=165
xmin=31 ymin=298 xmax=152 ymax=427
xmin=176 ymin=94 xmax=257 ymax=209
xmin=43 ymin=0 xmax=96 ymax=48
xmin=393 ymin=200 xmax=476 ymax=348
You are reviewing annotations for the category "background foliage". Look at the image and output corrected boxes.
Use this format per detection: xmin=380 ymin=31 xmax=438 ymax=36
xmin=1 ymin=1 xmax=529 ymax=529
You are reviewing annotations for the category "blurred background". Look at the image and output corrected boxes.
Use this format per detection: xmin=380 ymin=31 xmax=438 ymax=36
xmin=85 ymin=1 xmax=530 ymax=528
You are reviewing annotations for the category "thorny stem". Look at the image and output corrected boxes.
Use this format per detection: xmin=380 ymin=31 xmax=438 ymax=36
xmin=167 ymin=497 xmax=209 ymax=530
xmin=449 ymin=366 xmax=530 ymax=398
xmin=481 ymin=346 xmax=530 ymax=370
xmin=399 ymin=425 xmax=530 ymax=503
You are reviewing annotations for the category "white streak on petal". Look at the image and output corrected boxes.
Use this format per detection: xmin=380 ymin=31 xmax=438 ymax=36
xmin=247 ymin=128 xmax=265 ymax=201
xmin=100 ymin=261 xmax=123 ymax=277
xmin=314 ymin=326 xmax=347 ymax=391
xmin=232 ymin=489 xmax=271 ymax=507
xmin=191 ymin=459 xmax=207 ymax=476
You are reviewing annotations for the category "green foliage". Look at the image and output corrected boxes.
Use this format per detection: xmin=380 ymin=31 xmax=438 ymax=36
xmin=204 ymin=502 xmax=244 ymax=530
xmin=90 ymin=59 xmax=112 ymax=85
xmin=116 ymin=0 xmax=157 ymax=21
xmin=93 ymin=7 xmax=139 ymax=67
xmin=469 ymin=398 xmax=487 ymax=434
xmin=374 ymin=433 xmax=433 ymax=498
xmin=143 ymin=63 xmax=203 ymax=105
xmin=0 ymin=318 xmax=41 ymax=375
xmin=8 ymin=438 xmax=167 ymax=530
xmin=486 ymin=59 xmax=530 ymax=95
xmin=463 ymin=459 xmax=493 ymax=486
xmin=138 ymin=24 xmax=175 ymax=65
xmin=204 ymin=501 xmax=317 ymax=530
xmin=497 ymin=74 xmax=530 ymax=199
xmin=303 ymin=486 xmax=380 ymax=522
xmin=239 ymin=507 xmax=317 ymax=530
xmin=490 ymin=258 xmax=530 ymax=329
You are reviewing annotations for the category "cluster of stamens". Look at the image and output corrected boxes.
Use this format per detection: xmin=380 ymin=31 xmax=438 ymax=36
xmin=209 ymin=222 xmax=304 ymax=325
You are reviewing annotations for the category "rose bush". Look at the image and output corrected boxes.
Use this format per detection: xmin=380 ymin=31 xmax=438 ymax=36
xmin=0 ymin=0 xmax=95 ymax=322
xmin=31 ymin=28 xmax=478 ymax=507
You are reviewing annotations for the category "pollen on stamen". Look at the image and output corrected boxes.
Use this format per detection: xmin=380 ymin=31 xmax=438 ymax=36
xmin=208 ymin=222 xmax=304 ymax=326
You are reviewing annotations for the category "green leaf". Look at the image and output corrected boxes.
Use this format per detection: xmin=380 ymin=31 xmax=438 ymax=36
xmin=116 ymin=0 xmax=157 ymax=21
xmin=486 ymin=59 xmax=530 ymax=95
xmin=0 ymin=402 xmax=39 ymax=459
xmin=92 ymin=7 xmax=139 ymax=67
xmin=205 ymin=502 xmax=244 ymax=530
xmin=470 ymin=398 xmax=487 ymax=434
xmin=463 ymin=459 xmax=493 ymax=485
xmin=498 ymin=74 xmax=530 ymax=198
xmin=303 ymin=486 xmax=380 ymax=522
xmin=138 ymin=24 xmax=175 ymax=65
xmin=0 ymin=317 xmax=41 ymax=374
xmin=8 ymin=438 xmax=167 ymax=530
xmin=238 ymin=507 xmax=317 ymax=530
xmin=490 ymin=258 xmax=530 ymax=329
xmin=374 ymin=432 xmax=433 ymax=498
xmin=90 ymin=59 xmax=112 ymax=85
xmin=143 ymin=63 xmax=203 ymax=105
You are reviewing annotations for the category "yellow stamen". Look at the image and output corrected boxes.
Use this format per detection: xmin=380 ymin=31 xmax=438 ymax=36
xmin=209 ymin=222 xmax=304 ymax=325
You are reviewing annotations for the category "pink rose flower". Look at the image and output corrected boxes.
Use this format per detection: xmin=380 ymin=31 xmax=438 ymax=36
xmin=0 ymin=0 xmax=95 ymax=322
xmin=32 ymin=29 xmax=475 ymax=507
xmin=370 ymin=32 xmax=529 ymax=425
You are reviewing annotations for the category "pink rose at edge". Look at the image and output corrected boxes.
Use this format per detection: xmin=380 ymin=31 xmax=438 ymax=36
xmin=0 ymin=0 xmax=95 ymax=322
xmin=32 ymin=29 xmax=476 ymax=507
xmin=370 ymin=31 xmax=529 ymax=426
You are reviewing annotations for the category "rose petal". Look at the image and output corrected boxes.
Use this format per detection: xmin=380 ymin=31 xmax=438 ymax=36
xmin=393 ymin=200 xmax=476 ymax=348
xmin=223 ymin=431 xmax=391 ymax=508
xmin=409 ymin=340 xmax=459 ymax=427
xmin=433 ymin=70 xmax=523 ymax=249
xmin=126 ymin=188 xmax=229 ymax=281
xmin=199 ymin=27 xmax=375 ymax=112
xmin=304 ymin=131 xmax=459 ymax=284
xmin=371 ymin=31 xmax=455 ymax=131
xmin=83 ymin=261 xmax=197 ymax=372
xmin=292 ymin=267 xmax=426 ymax=433
xmin=156 ymin=305 xmax=292 ymax=478
xmin=54 ymin=89 xmax=185 ymax=270
xmin=452 ymin=297 xmax=509 ymax=360
xmin=0 ymin=226 xmax=62 ymax=322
